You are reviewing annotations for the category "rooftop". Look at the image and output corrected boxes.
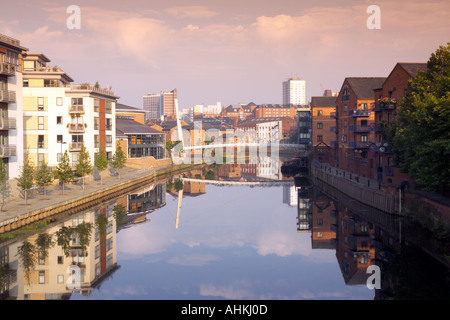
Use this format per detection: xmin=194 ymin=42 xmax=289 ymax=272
xmin=116 ymin=118 xmax=165 ymax=135
xmin=345 ymin=77 xmax=387 ymax=99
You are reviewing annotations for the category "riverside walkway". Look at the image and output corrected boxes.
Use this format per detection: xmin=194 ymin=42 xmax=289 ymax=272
xmin=0 ymin=164 xmax=175 ymax=233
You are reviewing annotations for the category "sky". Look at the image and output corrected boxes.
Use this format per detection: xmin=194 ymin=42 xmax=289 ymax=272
xmin=1 ymin=0 xmax=449 ymax=109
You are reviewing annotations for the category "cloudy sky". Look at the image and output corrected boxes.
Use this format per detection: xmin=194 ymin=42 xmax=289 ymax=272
xmin=1 ymin=0 xmax=449 ymax=109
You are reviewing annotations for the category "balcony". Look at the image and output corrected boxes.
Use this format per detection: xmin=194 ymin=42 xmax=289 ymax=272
xmin=371 ymin=99 xmax=396 ymax=112
xmin=374 ymin=143 xmax=393 ymax=154
xmin=69 ymin=105 xmax=85 ymax=114
xmin=330 ymin=140 xmax=338 ymax=148
xmin=348 ymin=141 xmax=372 ymax=149
xmin=69 ymin=142 xmax=83 ymax=151
xmin=330 ymin=126 xmax=338 ymax=133
xmin=349 ymin=109 xmax=370 ymax=117
xmin=0 ymin=62 xmax=16 ymax=76
xmin=341 ymin=94 xmax=350 ymax=101
xmin=349 ymin=125 xmax=370 ymax=133
xmin=68 ymin=123 xmax=86 ymax=133
xmin=0 ymin=90 xmax=16 ymax=103
xmin=370 ymin=122 xmax=387 ymax=132
xmin=330 ymin=112 xmax=338 ymax=119
xmin=0 ymin=145 xmax=16 ymax=157
xmin=0 ymin=117 xmax=16 ymax=130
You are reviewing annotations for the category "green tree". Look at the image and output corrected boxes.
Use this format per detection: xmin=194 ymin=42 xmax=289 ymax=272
xmin=76 ymin=143 xmax=93 ymax=189
xmin=112 ymin=143 xmax=127 ymax=179
xmin=16 ymin=241 xmax=37 ymax=285
xmin=35 ymin=161 xmax=53 ymax=200
xmin=112 ymin=204 xmax=127 ymax=229
xmin=388 ymin=43 xmax=450 ymax=194
xmin=54 ymin=150 xmax=74 ymax=195
xmin=55 ymin=226 xmax=74 ymax=257
xmin=16 ymin=150 xmax=35 ymax=205
xmin=0 ymin=157 xmax=10 ymax=211
xmin=35 ymin=232 xmax=55 ymax=262
xmin=95 ymin=146 xmax=108 ymax=185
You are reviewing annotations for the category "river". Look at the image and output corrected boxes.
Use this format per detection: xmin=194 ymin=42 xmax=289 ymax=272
xmin=1 ymin=157 xmax=449 ymax=301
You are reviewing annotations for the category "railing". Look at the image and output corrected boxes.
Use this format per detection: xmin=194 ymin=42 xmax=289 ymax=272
xmin=348 ymin=141 xmax=372 ymax=149
xmin=69 ymin=142 xmax=83 ymax=151
xmin=0 ymin=117 xmax=16 ymax=130
xmin=68 ymin=123 xmax=86 ymax=133
xmin=349 ymin=125 xmax=371 ymax=133
xmin=370 ymin=123 xmax=387 ymax=132
xmin=0 ymin=145 xmax=16 ymax=157
xmin=69 ymin=84 xmax=115 ymax=96
xmin=371 ymin=102 xmax=396 ymax=112
xmin=69 ymin=105 xmax=85 ymax=113
xmin=349 ymin=109 xmax=370 ymax=117
xmin=341 ymin=94 xmax=350 ymax=101
xmin=0 ymin=90 xmax=16 ymax=103
xmin=0 ymin=62 xmax=16 ymax=76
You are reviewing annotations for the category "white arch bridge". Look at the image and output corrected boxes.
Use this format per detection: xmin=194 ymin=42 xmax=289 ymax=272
xmin=181 ymin=142 xmax=307 ymax=151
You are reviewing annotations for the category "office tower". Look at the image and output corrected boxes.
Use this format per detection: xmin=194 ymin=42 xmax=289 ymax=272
xmin=283 ymin=77 xmax=306 ymax=106
xmin=143 ymin=88 xmax=177 ymax=120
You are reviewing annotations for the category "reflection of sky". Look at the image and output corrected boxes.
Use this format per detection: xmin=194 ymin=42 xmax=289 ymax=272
xmin=72 ymin=185 xmax=374 ymax=300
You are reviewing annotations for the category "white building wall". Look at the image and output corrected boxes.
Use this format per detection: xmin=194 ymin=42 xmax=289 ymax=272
xmin=7 ymin=70 xmax=23 ymax=178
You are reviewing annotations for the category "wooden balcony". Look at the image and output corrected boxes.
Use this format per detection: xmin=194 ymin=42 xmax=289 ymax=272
xmin=0 ymin=145 xmax=16 ymax=157
xmin=0 ymin=90 xmax=16 ymax=103
xmin=0 ymin=62 xmax=16 ymax=76
xmin=0 ymin=117 xmax=16 ymax=130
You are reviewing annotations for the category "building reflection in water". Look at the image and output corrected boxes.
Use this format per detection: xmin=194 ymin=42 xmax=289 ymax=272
xmin=0 ymin=199 xmax=120 ymax=300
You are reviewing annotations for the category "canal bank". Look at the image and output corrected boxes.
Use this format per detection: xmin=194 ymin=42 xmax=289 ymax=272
xmin=0 ymin=159 xmax=201 ymax=234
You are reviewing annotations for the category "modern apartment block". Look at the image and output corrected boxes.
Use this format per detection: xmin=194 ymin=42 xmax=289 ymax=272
xmin=283 ymin=77 xmax=306 ymax=106
xmin=142 ymin=89 xmax=177 ymax=120
xmin=22 ymin=52 xmax=118 ymax=167
xmin=0 ymin=34 xmax=27 ymax=178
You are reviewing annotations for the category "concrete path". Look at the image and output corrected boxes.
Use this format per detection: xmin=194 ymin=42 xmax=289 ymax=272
xmin=0 ymin=166 xmax=157 ymax=226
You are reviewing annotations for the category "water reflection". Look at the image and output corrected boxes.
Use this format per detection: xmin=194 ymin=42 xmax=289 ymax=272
xmin=1 ymin=156 xmax=449 ymax=300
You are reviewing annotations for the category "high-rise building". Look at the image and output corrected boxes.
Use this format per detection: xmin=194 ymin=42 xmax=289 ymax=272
xmin=142 ymin=89 xmax=177 ymax=120
xmin=283 ymin=77 xmax=306 ymax=106
xmin=0 ymin=34 xmax=28 ymax=179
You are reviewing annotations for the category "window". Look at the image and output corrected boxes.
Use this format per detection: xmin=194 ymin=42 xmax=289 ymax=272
xmin=71 ymin=97 xmax=83 ymax=105
xmin=57 ymin=256 xmax=63 ymax=264
xmin=106 ymin=135 xmax=112 ymax=147
xmin=38 ymin=97 xmax=44 ymax=111
xmin=38 ymin=116 xmax=44 ymax=130
xmin=105 ymin=101 xmax=112 ymax=114
xmin=57 ymin=275 xmax=64 ymax=284
xmin=94 ymin=117 xmax=99 ymax=130
xmin=106 ymin=118 xmax=112 ymax=130
xmin=317 ymin=135 xmax=323 ymax=142
xmin=38 ymin=135 xmax=44 ymax=148
xmin=94 ymin=99 xmax=99 ymax=112
xmin=317 ymin=110 xmax=323 ymax=116
xmin=39 ymin=271 xmax=45 ymax=284
xmin=317 ymin=123 xmax=323 ymax=129
xmin=361 ymin=135 xmax=368 ymax=142
xmin=56 ymin=97 xmax=63 ymax=106
xmin=57 ymin=116 xmax=62 ymax=125
xmin=94 ymin=135 xmax=100 ymax=148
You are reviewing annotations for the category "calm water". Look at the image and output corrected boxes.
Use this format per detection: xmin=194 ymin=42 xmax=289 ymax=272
xmin=1 ymin=160 xmax=449 ymax=301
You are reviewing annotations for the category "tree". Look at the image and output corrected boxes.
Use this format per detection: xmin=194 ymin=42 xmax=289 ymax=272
xmin=388 ymin=43 xmax=450 ymax=194
xmin=54 ymin=150 xmax=74 ymax=195
xmin=35 ymin=161 xmax=53 ymax=200
xmin=112 ymin=143 xmax=127 ymax=179
xmin=76 ymin=143 xmax=93 ymax=189
xmin=16 ymin=150 xmax=34 ymax=205
xmin=112 ymin=204 xmax=127 ymax=229
xmin=0 ymin=157 xmax=10 ymax=211
xmin=95 ymin=146 xmax=108 ymax=185
xmin=16 ymin=241 xmax=37 ymax=285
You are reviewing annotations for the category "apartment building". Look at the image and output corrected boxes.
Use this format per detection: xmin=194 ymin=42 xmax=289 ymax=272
xmin=253 ymin=104 xmax=297 ymax=118
xmin=310 ymin=96 xmax=337 ymax=147
xmin=283 ymin=77 xmax=306 ymax=106
xmin=22 ymin=52 xmax=118 ymax=167
xmin=370 ymin=62 xmax=427 ymax=187
xmin=333 ymin=77 xmax=385 ymax=178
xmin=0 ymin=34 xmax=28 ymax=178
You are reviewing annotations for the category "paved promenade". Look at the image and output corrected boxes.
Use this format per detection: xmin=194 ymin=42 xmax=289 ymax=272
xmin=0 ymin=165 xmax=168 ymax=227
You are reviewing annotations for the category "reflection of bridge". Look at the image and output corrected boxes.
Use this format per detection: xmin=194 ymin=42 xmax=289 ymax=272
xmin=180 ymin=177 xmax=294 ymax=187
xmin=182 ymin=142 xmax=306 ymax=151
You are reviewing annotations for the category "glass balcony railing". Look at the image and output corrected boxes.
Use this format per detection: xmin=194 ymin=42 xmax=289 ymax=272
xmin=0 ymin=145 xmax=16 ymax=157
xmin=349 ymin=109 xmax=370 ymax=117
xmin=0 ymin=90 xmax=16 ymax=103
xmin=0 ymin=117 xmax=16 ymax=130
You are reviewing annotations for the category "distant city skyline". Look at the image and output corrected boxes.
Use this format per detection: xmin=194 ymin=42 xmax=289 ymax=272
xmin=1 ymin=0 xmax=449 ymax=109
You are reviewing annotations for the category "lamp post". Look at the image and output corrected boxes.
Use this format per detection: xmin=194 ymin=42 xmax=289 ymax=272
xmin=60 ymin=140 xmax=67 ymax=162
